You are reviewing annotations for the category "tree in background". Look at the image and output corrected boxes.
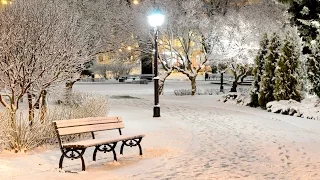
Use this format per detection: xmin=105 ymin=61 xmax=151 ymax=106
xmin=307 ymin=31 xmax=320 ymax=97
xmin=278 ymin=0 xmax=320 ymax=54
xmin=274 ymin=35 xmax=302 ymax=101
xmin=303 ymin=17 xmax=320 ymax=97
xmin=229 ymin=63 xmax=253 ymax=92
xmin=250 ymin=33 xmax=269 ymax=107
xmin=158 ymin=53 xmax=174 ymax=95
xmin=278 ymin=0 xmax=320 ymax=97
xmin=158 ymin=0 xmax=217 ymax=95
xmin=259 ymin=33 xmax=281 ymax=108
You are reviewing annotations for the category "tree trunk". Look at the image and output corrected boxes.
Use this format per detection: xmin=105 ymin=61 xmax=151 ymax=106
xmin=230 ymin=81 xmax=238 ymax=92
xmin=40 ymin=90 xmax=47 ymax=123
xmin=27 ymin=92 xmax=34 ymax=125
xmin=9 ymin=109 xmax=17 ymax=131
xmin=65 ymin=81 xmax=76 ymax=104
xmin=159 ymin=72 xmax=172 ymax=95
xmin=66 ymin=80 xmax=77 ymax=89
xmin=190 ymin=77 xmax=197 ymax=95
xmin=8 ymin=108 xmax=18 ymax=151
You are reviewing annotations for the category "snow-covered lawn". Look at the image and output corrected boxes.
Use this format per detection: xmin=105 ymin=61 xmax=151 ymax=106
xmin=1 ymin=81 xmax=320 ymax=179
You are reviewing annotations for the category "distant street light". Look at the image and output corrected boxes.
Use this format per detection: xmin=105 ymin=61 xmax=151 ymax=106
xmin=133 ymin=0 xmax=139 ymax=5
xmin=148 ymin=8 xmax=164 ymax=117
xmin=0 ymin=0 xmax=10 ymax=5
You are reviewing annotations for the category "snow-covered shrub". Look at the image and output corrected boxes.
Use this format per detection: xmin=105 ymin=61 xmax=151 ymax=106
xmin=219 ymin=93 xmax=251 ymax=106
xmin=0 ymin=93 xmax=110 ymax=152
xmin=0 ymin=111 xmax=54 ymax=152
xmin=238 ymin=87 xmax=251 ymax=94
xmin=266 ymin=97 xmax=320 ymax=120
xmin=266 ymin=100 xmax=301 ymax=115
xmin=174 ymin=89 xmax=221 ymax=96
xmin=174 ymin=89 xmax=193 ymax=96
xmin=48 ymin=93 xmax=110 ymax=121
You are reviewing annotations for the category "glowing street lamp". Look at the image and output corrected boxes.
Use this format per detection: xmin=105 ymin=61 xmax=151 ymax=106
xmin=148 ymin=8 xmax=165 ymax=28
xmin=1 ymin=0 xmax=9 ymax=5
xmin=133 ymin=0 xmax=139 ymax=5
xmin=148 ymin=8 xmax=164 ymax=117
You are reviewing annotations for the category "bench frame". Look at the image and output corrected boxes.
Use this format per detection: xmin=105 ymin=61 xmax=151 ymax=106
xmin=53 ymin=117 xmax=144 ymax=171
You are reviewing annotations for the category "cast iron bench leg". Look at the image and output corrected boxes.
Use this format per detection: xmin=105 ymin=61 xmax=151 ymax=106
xmin=120 ymin=137 xmax=143 ymax=156
xmin=93 ymin=142 xmax=118 ymax=161
xmin=59 ymin=148 xmax=86 ymax=171
xmin=59 ymin=154 xmax=64 ymax=169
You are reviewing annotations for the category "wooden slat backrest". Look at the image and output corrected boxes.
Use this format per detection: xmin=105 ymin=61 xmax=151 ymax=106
xmin=53 ymin=116 xmax=124 ymax=136
xmin=54 ymin=116 xmax=122 ymax=128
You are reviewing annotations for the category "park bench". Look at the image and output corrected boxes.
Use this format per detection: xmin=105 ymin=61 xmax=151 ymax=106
xmin=53 ymin=116 xmax=145 ymax=171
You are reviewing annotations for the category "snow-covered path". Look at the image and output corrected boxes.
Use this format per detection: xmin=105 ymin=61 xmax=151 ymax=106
xmin=109 ymin=95 xmax=320 ymax=179
xmin=1 ymin=82 xmax=320 ymax=179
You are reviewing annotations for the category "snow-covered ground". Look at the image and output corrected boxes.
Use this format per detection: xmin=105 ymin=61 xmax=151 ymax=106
xmin=1 ymin=81 xmax=320 ymax=179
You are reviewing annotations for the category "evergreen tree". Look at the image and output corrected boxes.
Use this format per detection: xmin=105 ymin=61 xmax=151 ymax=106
xmin=259 ymin=33 xmax=281 ymax=108
xmin=307 ymin=33 xmax=320 ymax=97
xmin=278 ymin=0 xmax=320 ymax=97
xmin=250 ymin=33 xmax=269 ymax=107
xmin=278 ymin=0 xmax=320 ymax=54
xmin=274 ymin=35 xmax=302 ymax=101
xmin=296 ymin=13 xmax=320 ymax=97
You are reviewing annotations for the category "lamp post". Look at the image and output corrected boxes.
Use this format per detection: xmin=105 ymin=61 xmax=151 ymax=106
xmin=148 ymin=8 xmax=164 ymax=117
xmin=220 ymin=72 xmax=224 ymax=92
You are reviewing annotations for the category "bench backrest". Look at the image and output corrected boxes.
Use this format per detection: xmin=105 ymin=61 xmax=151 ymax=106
xmin=53 ymin=116 xmax=124 ymax=136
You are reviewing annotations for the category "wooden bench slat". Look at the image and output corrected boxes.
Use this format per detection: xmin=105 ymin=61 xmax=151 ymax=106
xmin=62 ymin=134 xmax=145 ymax=148
xmin=54 ymin=116 xmax=122 ymax=128
xmin=57 ymin=122 xmax=125 ymax=135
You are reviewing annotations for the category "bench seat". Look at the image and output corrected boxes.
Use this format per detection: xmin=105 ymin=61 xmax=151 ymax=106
xmin=63 ymin=134 xmax=145 ymax=149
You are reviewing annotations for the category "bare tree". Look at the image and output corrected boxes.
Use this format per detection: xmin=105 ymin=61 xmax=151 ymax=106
xmin=0 ymin=0 xmax=93 ymax=124
xmin=155 ymin=0 xmax=218 ymax=95
xmin=205 ymin=0 xmax=287 ymax=92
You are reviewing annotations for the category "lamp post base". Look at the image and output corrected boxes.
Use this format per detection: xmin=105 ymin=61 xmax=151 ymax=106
xmin=153 ymin=106 xmax=160 ymax=117
xmin=220 ymin=85 xmax=224 ymax=92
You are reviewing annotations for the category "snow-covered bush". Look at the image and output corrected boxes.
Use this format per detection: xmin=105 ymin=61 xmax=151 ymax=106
xmin=266 ymin=100 xmax=301 ymax=116
xmin=0 ymin=93 xmax=109 ymax=152
xmin=51 ymin=93 xmax=110 ymax=119
xmin=266 ymin=97 xmax=320 ymax=120
xmin=0 ymin=111 xmax=52 ymax=153
xmin=174 ymin=89 xmax=222 ymax=96
xmin=219 ymin=93 xmax=251 ymax=106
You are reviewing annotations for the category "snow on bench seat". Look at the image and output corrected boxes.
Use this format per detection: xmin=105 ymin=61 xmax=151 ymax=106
xmin=62 ymin=134 xmax=145 ymax=149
